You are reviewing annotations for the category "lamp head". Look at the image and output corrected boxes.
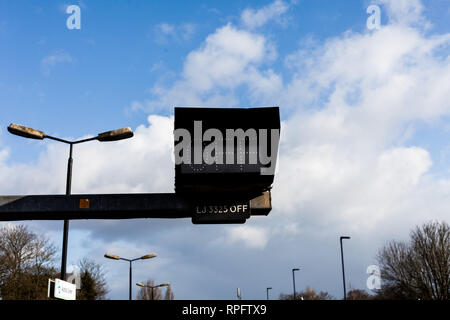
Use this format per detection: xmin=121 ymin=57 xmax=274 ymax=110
xmin=104 ymin=253 xmax=121 ymax=260
xmin=97 ymin=127 xmax=133 ymax=142
xmin=8 ymin=123 xmax=45 ymax=140
xmin=141 ymin=253 xmax=157 ymax=260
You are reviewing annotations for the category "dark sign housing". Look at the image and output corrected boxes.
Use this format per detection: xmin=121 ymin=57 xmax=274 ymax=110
xmin=174 ymin=106 xmax=280 ymax=198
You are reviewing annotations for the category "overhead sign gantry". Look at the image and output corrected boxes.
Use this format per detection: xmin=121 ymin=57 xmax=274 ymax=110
xmin=0 ymin=106 xmax=280 ymax=224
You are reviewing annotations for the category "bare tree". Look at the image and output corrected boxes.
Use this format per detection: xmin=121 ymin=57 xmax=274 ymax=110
xmin=164 ymin=283 xmax=175 ymax=300
xmin=347 ymin=289 xmax=372 ymax=300
xmin=280 ymin=286 xmax=333 ymax=300
xmin=0 ymin=224 xmax=57 ymax=299
xmin=376 ymin=221 xmax=449 ymax=300
xmin=0 ymin=225 xmax=110 ymax=300
xmin=76 ymin=258 xmax=108 ymax=300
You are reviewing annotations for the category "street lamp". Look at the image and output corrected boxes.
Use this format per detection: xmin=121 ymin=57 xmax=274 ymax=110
xmin=136 ymin=282 xmax=170 ymax=300
xmin=340 ymin=236 xmax=351 ymax=300
xmin=266 ymin=287 xmax=272 ymax=300
xmin=8 ymin=123 xmax=134 ymax=281
xmin=292 ymin=268 xmax=299 ymax=300
xmin=104 ymin=253 xmax=157 ymax=300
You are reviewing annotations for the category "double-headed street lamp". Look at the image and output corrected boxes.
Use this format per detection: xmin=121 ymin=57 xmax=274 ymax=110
xmin=104 ymin=253 xmax=157 ymax=300
xmin=7 ymin=123 xmax=134 ymax=281
xmin=340 ymin=236 xmax=351 ymax=300
xmin=136 ymin=282 xmax=170 ymax=300
xmin=292 ymin=268 xmax=299 ymax=300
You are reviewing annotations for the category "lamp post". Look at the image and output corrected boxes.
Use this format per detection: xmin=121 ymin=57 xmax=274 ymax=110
xmin=104 ymin=253 xmax=157 ymax=300
xmin=266 ymin=287 xmax=272 ymax=300
xmin=340 ymin=236 xmax=351 ymax=300
xmin=292 ymin=268 xmax=299 ymax=300
xmin=136 ymin=282 xmax=170 ymax=300
xmin=7 ymin=123 xmax=134 ymax=281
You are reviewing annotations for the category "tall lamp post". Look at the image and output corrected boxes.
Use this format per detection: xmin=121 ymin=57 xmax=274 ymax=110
xmin=136 ymin=282 xmax=170 ymax=300
xmin=266 ymin=287 xmax=272 ymax=300
xmin=104 ymin=253 xmax=157 ymax=300
xmin=340 ymin=236 xmax=351 ymax=300
xmin=7 ymin=123 xmax=134 ymax=281
xmin=292 ymin=268 xmax=299 ymax=300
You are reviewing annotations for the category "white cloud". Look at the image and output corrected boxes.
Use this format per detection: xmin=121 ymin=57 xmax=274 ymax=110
xmin=241 ymin=0 xmax=290 ymax=29
xmin=182 ymin=24 xmax=273 ymax=91
xmin=157 ymin=22 xmax=175 ymax=36
xmin=268 ymin=15 xmax=450 ymax=238
xmin=227 ymin=225 xmax=269 ymax=249
xmin=374 ymin=0 xmax=431 ymax=28
xmin=41 ymin=51 xmax=74 ymax=76
xmin=129 ymin=100 xmax=145 ymax=112
xmin=180 ymin=23 xmax=196 ymax=41
xmin=141 ymin=24 xmax=279 ymax=112
xmin=0 ymin=115 xmax=174 ymax=195
xmin=154 ymin=22 xmax=196 ymax=43
xmin=273 ymin=145 xmax=437 ymax=233
xmin=123 ymin=0 xmax=450 ymax=247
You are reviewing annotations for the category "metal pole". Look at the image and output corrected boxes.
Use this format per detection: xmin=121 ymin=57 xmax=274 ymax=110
xmin=60 ymin=144 xmax=73 ymax=281
xmin=292 ymin=269 xmax=299 ymax=300
xmin=340 ymin=238 xmax=346 ymax=300
xmin=266 ymin=288 xmax=271 ymax=300
xmin=340 ymin=237 xmax=350 ymax=300
xmin=129 ymin=261 xmax=132 ymax=300
xmin=151 ymin=287 xmax=154 ymax=300
xmin=292 ymin=270 xmax=296 ymax=300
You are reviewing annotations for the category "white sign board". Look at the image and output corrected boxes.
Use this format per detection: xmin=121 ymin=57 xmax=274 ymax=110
xmin=54 ymin=278 xmax=76 ymax=300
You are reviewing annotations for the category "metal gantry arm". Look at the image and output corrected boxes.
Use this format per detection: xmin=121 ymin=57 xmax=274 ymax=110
xmin=0 ymin=192 xmax=272 ymax=223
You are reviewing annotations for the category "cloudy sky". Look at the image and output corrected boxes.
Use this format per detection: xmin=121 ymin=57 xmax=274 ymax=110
xmin=1 ymin=0 xmax=450 ymax=299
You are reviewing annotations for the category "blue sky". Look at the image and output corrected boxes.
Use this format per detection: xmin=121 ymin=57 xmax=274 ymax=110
xmin=1 ymin=0 xmax=450 ymax=300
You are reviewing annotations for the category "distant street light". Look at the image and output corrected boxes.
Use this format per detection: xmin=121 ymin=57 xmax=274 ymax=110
xmin=104 ymin=253 xmax=157 ymax=300
xmin=8 ymin=123 xmax=134 ymax=281
xmin=292 ymin=268 xmax=299 ymax=300
xmin=136 ymin=282 xmax=170 ymax=300
xmin=340 ymin=236 xmax=351 ymax=300
xmin=266 ymin=287 xmax=272 ymax=300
